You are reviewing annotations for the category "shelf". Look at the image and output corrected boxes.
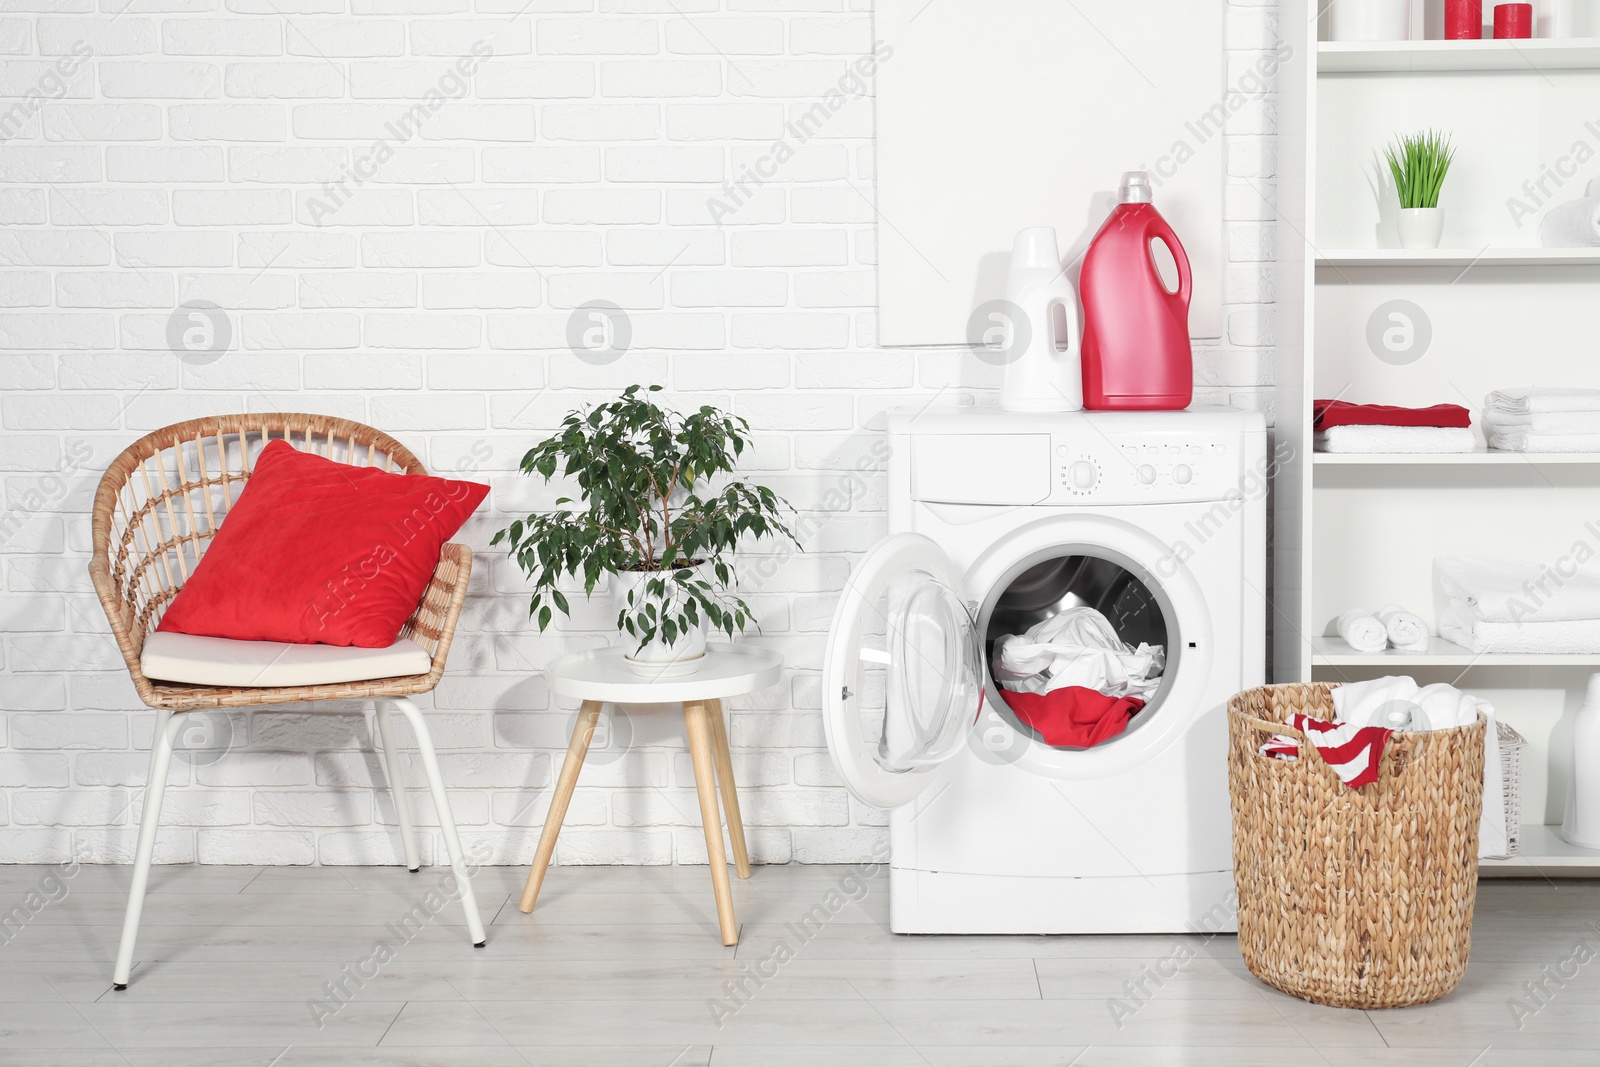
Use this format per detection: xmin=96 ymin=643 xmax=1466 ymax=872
xmin=1310 ymin=635 xmax=1600 ymax=666
xmin=1317 ymin=247 xmax=1600 ymax=267
xmin=1314 ymin=448 xmax=1600 ymax=465
xmin=1482 ymin=825 xmax=1600 ymax=870
xmin=1319 ymin=38 xmax=1600 ymax=73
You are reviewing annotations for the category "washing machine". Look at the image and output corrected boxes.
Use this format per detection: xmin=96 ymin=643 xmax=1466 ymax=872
xmin=822 ymin=407 xmax=1266 ymax=934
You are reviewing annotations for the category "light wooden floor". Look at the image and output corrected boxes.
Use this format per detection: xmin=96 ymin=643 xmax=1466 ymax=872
xmin=0 ymin=862 xmax=1597 ymax=1065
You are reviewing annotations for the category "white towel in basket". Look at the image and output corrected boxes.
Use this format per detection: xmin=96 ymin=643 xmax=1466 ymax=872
xmin=1331 ymin=675 xmax=1507 ymax=860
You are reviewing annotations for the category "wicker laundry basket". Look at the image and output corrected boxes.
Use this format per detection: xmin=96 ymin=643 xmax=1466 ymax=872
xmin=1227 ymin=683 xmax=1486 ymax=1009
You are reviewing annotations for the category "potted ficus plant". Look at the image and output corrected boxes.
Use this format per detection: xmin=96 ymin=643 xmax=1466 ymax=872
xmin=493 ymin=385 xmax=799 ymax=676
xmin=1386 ymin=129 xmax=1456 ymax=250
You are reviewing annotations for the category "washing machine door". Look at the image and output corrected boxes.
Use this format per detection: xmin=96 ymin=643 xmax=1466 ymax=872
xmin=822 ymin=533 xmax=985 ymax=809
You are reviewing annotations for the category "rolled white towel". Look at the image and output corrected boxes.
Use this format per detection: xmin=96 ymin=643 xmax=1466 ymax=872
xmin=1376 ymin=604 xmax=1430 ymax=653
xmin=1486 ymin=388 xmax=1600 ymax=416
xmin=1337 ymin=609 xmax=1388 ymax=653
xmin=1315 ymin=425 xmax=1476 ymax=454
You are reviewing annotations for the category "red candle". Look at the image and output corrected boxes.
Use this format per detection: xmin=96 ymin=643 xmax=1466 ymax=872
xmin=1446 ymin=0 xmax=1484 ymax=38
xmin=1494 ymin=3 xmax=1533 ymax=37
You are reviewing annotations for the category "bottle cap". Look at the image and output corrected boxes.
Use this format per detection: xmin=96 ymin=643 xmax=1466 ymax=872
xmin=1119 ymin=171 xmax=1154 ymax=205
xmin=1011 ymin=227 xmax=1062 ymax=269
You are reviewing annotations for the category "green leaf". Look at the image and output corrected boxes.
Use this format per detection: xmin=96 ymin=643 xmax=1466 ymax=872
xmin=489 ymin=385 xmax=804 ymax=644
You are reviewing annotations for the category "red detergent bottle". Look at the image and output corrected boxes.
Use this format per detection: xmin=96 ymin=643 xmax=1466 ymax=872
xmin=1079 ymin=171 xmax=1193 ymax=411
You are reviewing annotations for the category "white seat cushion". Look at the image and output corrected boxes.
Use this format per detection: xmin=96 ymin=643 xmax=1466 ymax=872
xmin=141 ymin=631 xmax=432 ymax=688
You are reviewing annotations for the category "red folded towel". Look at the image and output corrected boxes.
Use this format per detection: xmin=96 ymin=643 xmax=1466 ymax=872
xmin=1314 ymin=400 xmax=1472 ymax=430
xmin=998 ymin=687 xmax=1145 ymax=748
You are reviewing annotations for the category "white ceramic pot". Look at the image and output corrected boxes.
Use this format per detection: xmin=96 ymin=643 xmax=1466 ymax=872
xmin=1330 ymin=0 xmax=1412 ymax=40
xmin=1398 ymin=207 xmax=1446 ymax=249
xmin=612 ymin=562 xmax=711 ymax=677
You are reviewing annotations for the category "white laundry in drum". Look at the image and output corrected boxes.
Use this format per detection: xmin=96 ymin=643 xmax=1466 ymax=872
xmin=992 ymin=606 xmax=1165 ymax=699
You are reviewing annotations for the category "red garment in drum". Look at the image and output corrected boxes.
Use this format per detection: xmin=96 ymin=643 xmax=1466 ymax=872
xmin=997 ymin=686 xmax=1145 ymax=748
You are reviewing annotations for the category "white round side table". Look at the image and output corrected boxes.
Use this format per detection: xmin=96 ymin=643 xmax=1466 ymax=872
xmin=516 ymin=642 xmax=784 ymax=946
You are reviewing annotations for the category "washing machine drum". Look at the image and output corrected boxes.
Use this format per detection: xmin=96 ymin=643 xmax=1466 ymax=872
xmin=824 ymin=525 xmax=1210 ymax=809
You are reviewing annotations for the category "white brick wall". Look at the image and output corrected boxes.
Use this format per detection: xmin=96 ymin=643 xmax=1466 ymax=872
xmin=0 ymin=1 xmax=1279 ymax=867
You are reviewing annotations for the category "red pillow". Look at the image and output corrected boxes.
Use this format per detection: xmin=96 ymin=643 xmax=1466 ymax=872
xmin=158 ymin=439 xmax=488 ymax=648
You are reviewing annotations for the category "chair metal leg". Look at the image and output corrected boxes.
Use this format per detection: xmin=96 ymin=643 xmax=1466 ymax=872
xmin=706 ymin=698 xmax=752 ymax=879
xmin=519 ymin=699 xmax=602 ymax=914
xmin=113 ymin=709 xmax=185 ymax=990
xmin=373 ymin=700 xmax=420 ymax=872
xmin=384 ymin=697 xmax=487 ymax=947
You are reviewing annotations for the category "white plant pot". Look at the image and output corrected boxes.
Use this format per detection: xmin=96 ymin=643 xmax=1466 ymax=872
xmin=1330 ymin=0 xmax=1412 ymax=40
xmin=613 ymin=562 xmax=711 ymax=677
xmin=1398 ymin=207 xmax=1446 ymax=249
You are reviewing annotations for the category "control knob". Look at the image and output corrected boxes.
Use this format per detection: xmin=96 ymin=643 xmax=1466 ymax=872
xmin=1068 ymin=460 xmax=1097 ymax=490
xmin=1136 ymin=464 xmax=1157 ymax=485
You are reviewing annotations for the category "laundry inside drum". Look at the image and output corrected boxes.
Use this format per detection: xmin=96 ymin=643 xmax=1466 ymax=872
xmin=984 ymin=555 xmax=1172 ymax=750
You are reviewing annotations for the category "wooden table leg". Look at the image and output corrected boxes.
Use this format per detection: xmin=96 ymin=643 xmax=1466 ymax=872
xmin=706 ymin=698 xmax=751 ymax=879
xmin=684 ymin=699 xmax=738 ymax=946
xmin=519 ymin=699 xmax=603 ymax=914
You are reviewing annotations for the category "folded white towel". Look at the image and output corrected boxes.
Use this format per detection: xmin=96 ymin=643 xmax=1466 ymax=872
xmin=1337 ymin=608 xmax=1388 ymax=653
xmin=1376 ymin=604 xmax=1430 ymax=652
xmin=1315 ymin=425 xmax=1476 ymax=454
xmin=1437 ymin=554 xmax=1600 ymax=624
xmin=1484 ymin=409 xmax=1600 ymax=436
xmin=1331 ymin=675 xmax=1507 ymax=859
xmin=1490 ymin=431 xmax=1600 ymax=453
xmin=1441 ymin=602 xmax=1600 ymax=654
xmin=1486 ymin=388 xmax=1600 ymax=415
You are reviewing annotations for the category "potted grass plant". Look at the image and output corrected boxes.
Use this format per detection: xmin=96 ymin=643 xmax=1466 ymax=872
xmin=1386 ymin=129 xmax=1456 ymax=249
xmin=492 ymin=385 xmax=799 ymax=676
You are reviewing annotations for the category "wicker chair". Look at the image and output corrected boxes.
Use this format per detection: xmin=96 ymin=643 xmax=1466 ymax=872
xmin=90 ymin=414 xmax=486 ymax=990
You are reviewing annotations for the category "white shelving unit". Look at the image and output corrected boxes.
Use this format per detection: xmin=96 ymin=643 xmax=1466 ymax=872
xmin=1311 ymin=636 xmax=1600 ymax=668
xmin=1318 ymin=248 xmax=1600 ymax=267
xmin=1319 ymin=38 xmax=1600 ymax=73
xmin=1277 ymin=6 xmax=1600 ymax=871
xmin=1313 ymin=449 xmax=1600 ymax=465
xmin=1483 ymin=825 xmax=1600 ymax=871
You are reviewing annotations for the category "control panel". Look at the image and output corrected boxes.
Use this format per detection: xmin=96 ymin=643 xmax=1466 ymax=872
xmin=902 ymin=410 xmax=1262 ymax=507
xmin=1052 ymin=433 xmax=1237 ymax=505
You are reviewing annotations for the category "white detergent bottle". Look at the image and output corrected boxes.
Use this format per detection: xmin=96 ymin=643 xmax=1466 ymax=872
xmin=999 ymin=227 xmax=1084 ymax=413
xmin=1561 ymin=671 xmax=1600 ymax=849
